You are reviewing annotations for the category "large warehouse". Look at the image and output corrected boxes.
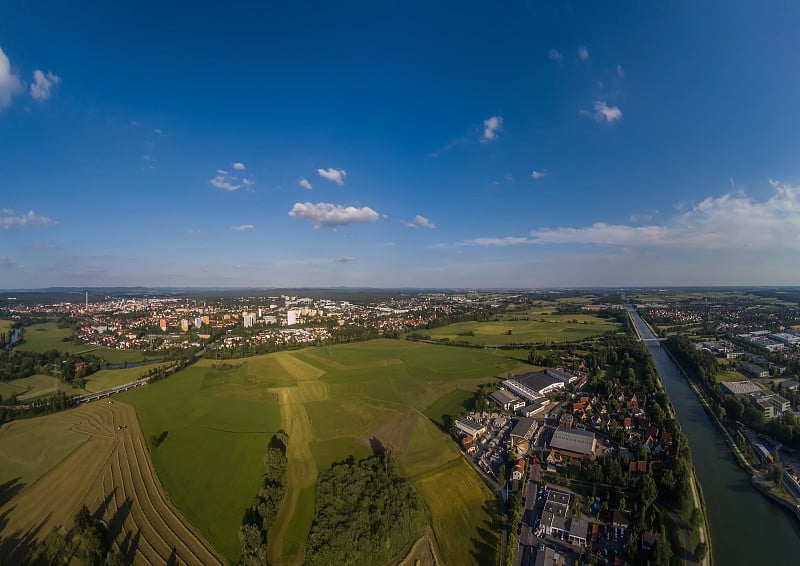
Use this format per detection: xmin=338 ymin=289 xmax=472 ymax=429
xmin=549 ymin=426 xmax=596 ymax=459
xmin=502 ymin=371 xmax=565 ymax=402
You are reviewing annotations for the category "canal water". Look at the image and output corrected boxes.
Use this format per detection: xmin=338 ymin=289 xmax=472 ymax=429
xmin=628 ymin=308 xmax=800 ymax=564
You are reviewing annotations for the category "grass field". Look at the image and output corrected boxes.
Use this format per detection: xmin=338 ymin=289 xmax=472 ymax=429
xmin=0 ymin=374 xmax=86 ymax=401
xmin=83 ymin=363 xmax=172 ymax=393
xmin=16 ymin=322 xmax=145 ymax=363
xmin=0 ymin=402 xmax=225 ymax=565
xmin=121 ymin=338 xmax=519 ymax=565
xmin=716 ymin=367 xmax=751 ymax=382
xmin=415 ymin=312 xmax=618 ymax=345
xmin=413 ymin=458 xmax=499 ymax=566
xmin=118 ymin=364 xmax=282 ymax=563
xmin=0 ymin=319 xmax=14 ymax=335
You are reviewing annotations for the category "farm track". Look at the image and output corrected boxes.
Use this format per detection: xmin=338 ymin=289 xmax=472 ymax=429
xmin=0 ymin=402 xmax=225 ymax=566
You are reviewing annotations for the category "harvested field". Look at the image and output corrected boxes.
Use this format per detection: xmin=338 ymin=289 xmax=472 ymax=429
xmin=387 ymin=526 xmax=443 ymax=566
xmin=0 ymin=401 xmax=225 ymax=565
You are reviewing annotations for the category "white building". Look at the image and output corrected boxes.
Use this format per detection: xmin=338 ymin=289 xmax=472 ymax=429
xmin=243 ymin=312 xmax=256 ymax=328
xmin=287 ymin=309 xmax=301 ymax=326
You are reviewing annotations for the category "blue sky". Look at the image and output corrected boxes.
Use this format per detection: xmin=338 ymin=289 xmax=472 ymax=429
xmin=2 ymin=1 xmax=800 ymax=288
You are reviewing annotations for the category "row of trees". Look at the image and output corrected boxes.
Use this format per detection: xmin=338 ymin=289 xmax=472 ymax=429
xmin=304 ymin=450 xmax=428 ymax=566
xmin=239 ymin=432 xmax=289 ymax=565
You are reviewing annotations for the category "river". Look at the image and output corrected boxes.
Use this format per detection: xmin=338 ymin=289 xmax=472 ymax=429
xmin=627 ymin=307 xmax=800 ymax=564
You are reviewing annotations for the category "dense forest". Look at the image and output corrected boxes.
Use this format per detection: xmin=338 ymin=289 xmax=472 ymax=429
xmin=304 ymin=450 xmax=428 ymax=566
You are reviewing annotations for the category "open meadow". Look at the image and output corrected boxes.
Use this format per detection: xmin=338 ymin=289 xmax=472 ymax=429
xmin=0 ymin=319 xmax=15 ymax=335
xmin=16 ymin=322 xmax=144 ymax=363
xmin=120 ymin=338 xmax=520 ymax=565
xmin=0 ymin=401 xmax=225 ymax=565
xmin=415 ymin=311 xmax=619 ymax=345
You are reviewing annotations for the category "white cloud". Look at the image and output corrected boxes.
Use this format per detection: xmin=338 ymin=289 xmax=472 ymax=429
xmin=592 ymin=101 xmax=622 ymax=124
xmin=504 ymin=173 xmax=514 ymax=182
xmin=243 ymin=178 xmax=255 ymax=189
xmin=231 ymin=224 xmax=254 ymax=231
xmin=578 ymin=46 xmax=589 ymax=61
xmin=288 ymin=202 xmax=379 ymax=228
xmin=527 ymin=181 xmax=800 ymax=250
xmin=548 ymin=49 xmax=563 ymax=64
xmin=531 ymin=169 xmax=548 ymax=180
xmin=403 ymin=215 xmax=436 ymax=229
xmin=617 ymin=64 xmax=624 ymax=79
xmin=232 ymin=162 xmax=245 ymax=170
xmin=318 ymin=168 xmax=347 ymax=186
xmin=210 ymin=169 xmax=241 ymax=191
xmin=30 ymin=69 xmax=60 ymax=101
xmin=0 ymin=48 xmax=24 ymax=108
xmin=1 ymin=208 xmax=58 ymax=229
xmin=481 ymin=116 xmax=503 ymax=143
xmin=154 ymin=128 xmax=166 ymax=137
xmin=298 ymin=178 xmax=313 ymax=190
xmin=463 ymin=236 xmax=532 ymax=247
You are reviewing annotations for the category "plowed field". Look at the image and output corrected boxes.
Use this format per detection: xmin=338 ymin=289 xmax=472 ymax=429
xmin=0 ymin=401 xmax=225 ymax=565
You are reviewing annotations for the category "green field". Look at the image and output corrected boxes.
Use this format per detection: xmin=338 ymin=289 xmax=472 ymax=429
xmin=0 ymin=374 xmax=87 ymax=401
xmin=16 ymin=322 xmax=144 ymax=363
xmin=83 ymin=362 xmax=172 ymax=393
xmin=122 ymin=338 xmax=520 ymax=565
xmin=0 ymin=319 xmax=15 ymax=335
xmin=0 ymin=415 xmax=89 ymax=489
xmin=414 ymin=458 xmax=499 ymax=565
xmin=415 ymin=312 xmax=619 ymax=345
xmin=716 ymin=367 xmax=752 ymax=383
xmin=118 ymin=364 xmax=283 ymax=561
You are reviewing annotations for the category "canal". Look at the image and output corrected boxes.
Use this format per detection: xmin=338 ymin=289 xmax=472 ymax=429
xmin=627 ymin=307 xmax=800 ymax=564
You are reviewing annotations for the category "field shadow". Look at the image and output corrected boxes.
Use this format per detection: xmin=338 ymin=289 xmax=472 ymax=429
xmin=369 ymin=436 xmax=386 ymax=455
xmin=469 ymin=498 xmax=500 ymax=564
xmin=0 ymin=477 xmax=26 ymax=507
xmin=118 ymin=527 xmax=142 ymax=564
xmin=107 ymin=496 xmax=133 ymax=547
xmin=0 ymin=510 xmax=50 ymax=565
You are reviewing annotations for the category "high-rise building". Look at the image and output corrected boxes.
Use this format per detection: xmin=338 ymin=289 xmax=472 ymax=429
xmin=159 ymin=319 xmax=167 ymax=331
xmin=287 ymin=309 xmax=301 ymax=326
xmin=195 ymin=317 xmax=203 ymax=328
xmin=180 ymin=319 xmax=189 ymax=332
xmin=243 ymin=313 xmax=256 ymax=328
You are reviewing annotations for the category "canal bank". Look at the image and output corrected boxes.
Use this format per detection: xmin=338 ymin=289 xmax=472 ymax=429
xmin=628 ymin=307 xmax=800 ymax=564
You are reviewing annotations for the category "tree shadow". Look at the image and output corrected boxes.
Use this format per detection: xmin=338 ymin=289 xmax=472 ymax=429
xmin=118 ymin=528 xmax=141 ymax=564
xmin=166 ymin=546 xmax=178 ymax=566
xmin=0 ymin=510 xmax=50 ymax=565
xmin=369 ymin=436 xmax=386 ymax=456
xmin=92 ymin=488 xmax=116 ymax=525
xmin=469 ymin=498 xmax=501 ymax=564
xmin=0 ymin=477 xmax=26 ymax=507
xmin=106 ymin=496 xmax=132 ymax=547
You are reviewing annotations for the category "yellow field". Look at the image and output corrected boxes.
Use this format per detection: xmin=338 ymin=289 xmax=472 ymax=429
xmin=0 ymin=402 xmax=225 ymax=565
xmin=413 ymin=458 xmax=499 ymax=566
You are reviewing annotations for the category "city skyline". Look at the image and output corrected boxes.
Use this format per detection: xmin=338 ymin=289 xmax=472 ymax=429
xmin=2 ymin=1 xmax=800 ymax=288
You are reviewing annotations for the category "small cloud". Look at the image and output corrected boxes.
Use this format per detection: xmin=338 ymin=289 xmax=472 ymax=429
xmin=210 ymin=169 xmax=241 ymax=191
xmin=130 ymin=120 xmax=140 ymax=127
xmin=531 ymin=169 xmax=548 ymax=180
xmin=232 ymin=162 xmax=246 ymax=170
xmin=231 ymin=224 xmax=255 ymax=231
xmin=242 ymin=178 xmax=255 ymax=190
xmin=630 ymin=213 xmax=654 ymax=223
xmin=504 ymin=173 xmax=514 ymax=182
xmin=617 ymin=64 xmax=624 ymax=79
xmin=548 ymin=49 xmax=563 ymax=64
xmin=0 ymin=47 xmax=24 ymax=108
xmin=578 ymin=46 xmax=590 ymax=62
xmin=318 ymin=167 xmax=347 ymax=186
xmin=154 ymin=128 xmax=166 ymax=137
xmin=481 ymin=116 xmax=503 ymax=143
xmin=333 ymin=256 xmax=357 ymax=263
xmin=591 ymin=100 xmax=622 ymax=124
xmin=1 ymin=209 xmax=58 ymax=229
xmin=462 ymin=236 xmax=532 ymax=247
xmin=402 ymin=215 xmax=436 ymax=229
xmin=30 ymin=70 xmax=61 ymax=101
xmin=298 ymin=178 xmax=313 ymax=190
xmin=289 ymin=201 xmax=379 ymax=228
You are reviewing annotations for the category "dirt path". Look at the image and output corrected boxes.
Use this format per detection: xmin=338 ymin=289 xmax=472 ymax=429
xmin=0 ymin=401 xmax=225 ymax=565
xmin=267 ymin=386 xmax=319 ymax=565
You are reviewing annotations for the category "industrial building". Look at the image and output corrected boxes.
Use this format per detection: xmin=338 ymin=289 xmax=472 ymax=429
xmin=549 ymin=427 xmax=596 ymax=459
